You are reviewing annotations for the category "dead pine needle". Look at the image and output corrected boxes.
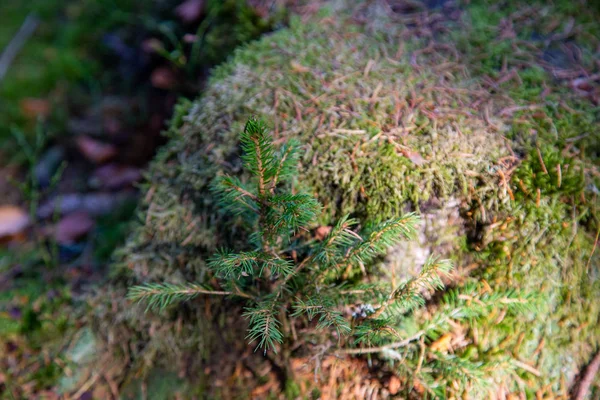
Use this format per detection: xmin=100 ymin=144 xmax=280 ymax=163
xmin=536 ymin=146 xmax=548 ymax=175
xmin=585 ymin=225 xmax=600 ymax=273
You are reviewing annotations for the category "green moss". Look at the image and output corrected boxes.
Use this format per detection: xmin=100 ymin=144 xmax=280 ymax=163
xmin=514 ymin=145 xmax=585 ymax=199
xmin=94 ymin=0 xmax=600 ymax=396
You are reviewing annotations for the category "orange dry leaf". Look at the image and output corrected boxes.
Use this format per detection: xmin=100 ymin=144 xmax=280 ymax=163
xmin=76 ymin=136 xmax=118 ymax=163
xmin=290 ymin=60 xmax=310 ymax=73
xmin=20 ymin=98 xmax=51 ymax=119
xmin=314 ymin=225 xmax=332 ymax=241
xmin=430 ymin=333 xmax=453 ymax=353
xmin=0 ymin=206 xmax=30 ymax=239
xmin=388 ymin=375 xmax=401 ymax=395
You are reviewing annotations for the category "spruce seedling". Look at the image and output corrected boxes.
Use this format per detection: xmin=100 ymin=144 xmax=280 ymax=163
xmin=128 ymin=117 xmax=452 ymax=361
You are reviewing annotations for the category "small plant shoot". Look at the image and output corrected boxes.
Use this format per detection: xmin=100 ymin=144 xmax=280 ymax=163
xmin=128 ymin=117 xmax=453 ymax=356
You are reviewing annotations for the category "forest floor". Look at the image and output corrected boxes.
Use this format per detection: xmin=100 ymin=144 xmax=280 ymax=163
xmin=0 ymin=0 xmax=599 ymax=399
xmin=0 ymin=1 xmax=291 ymax=397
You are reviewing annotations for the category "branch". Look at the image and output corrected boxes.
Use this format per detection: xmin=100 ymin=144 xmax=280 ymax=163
xmin=252 ymin=134 xmax=267 ymax=196
xmin=244 ymin=298 xmax=284 ymax=354
xmin=211 ymin=175 xmax=261 ymax=214
xmin=241 ymin=117 xmax=275 ymax=197
xmin=128 ymin=282 xmax=253 ymax=311
xmin=340 ymin=214 xmax=420 ymax=279
xmin=571 ymin=351 xmax=600 ymax=400
xmin=0 ymin=14 xmax=39 ymax=82
xmin=270 ymin=139 xmax=300 ymax=192
xmin=338 ymin=330 xmax=425 ymax=355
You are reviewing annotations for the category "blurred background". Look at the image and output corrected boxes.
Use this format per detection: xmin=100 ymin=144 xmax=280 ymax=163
xmin=0 ymin=1 xmax=295 ymax=396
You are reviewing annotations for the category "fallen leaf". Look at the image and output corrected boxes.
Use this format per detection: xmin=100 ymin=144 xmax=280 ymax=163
xmin=314 ymin=225 xmax=332 ymax=241
xmin=38 ymin=192 xmax=136 ymax=218
xmin=290 ymin=60 xmax=310 ymax=73
xmin=401 ymin=149 xmax=426 ymax=166
xmin=20 ymin=98 xmax=51 ymax=119
xmin=151 ymin=67 xmax=177 ymax=90
xmin=76 ymin=136 xmax=118 ymax=163
xmin=175 ymin=0 xmax=205 ymax=23
xmin=91 ymin=164 xmax=142 ymax=189
xmin=413 ymin=378 xmax=425 ymax=394
xmin=430 ymin=333 xmax=453 ymax=353
xmin=388 ymin=375 xmax=401 ymax=395
xmin=0 ymin=206 xmax=30 ymax=238
xmin=54 ymin=212 xmax=95 ymax=244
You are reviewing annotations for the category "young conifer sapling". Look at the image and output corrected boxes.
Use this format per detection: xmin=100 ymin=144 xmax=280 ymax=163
xmin=128 ymin=117 xmax=452 ymax=377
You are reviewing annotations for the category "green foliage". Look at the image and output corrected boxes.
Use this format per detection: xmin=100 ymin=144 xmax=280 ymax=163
xmin=379 ymin=282 xmax=536 ymax=395
xmin=243 ymin=296 xmax=284 ymax=353
xmin=128 ymin=117 xmax=451 ymax=361
xmin=514 ymin=144 xmax=585 ymax=199
xmin=127 ymin=282 xmax=223 ymax=311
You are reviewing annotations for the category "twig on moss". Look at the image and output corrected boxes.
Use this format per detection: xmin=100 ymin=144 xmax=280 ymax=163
xmin=571 ymin=351 xmax=600 ymax=400
xmin=0 ymin=14 xmax=38 ymax=82
xmin=585 ymin=225 xmax=600 ymax=273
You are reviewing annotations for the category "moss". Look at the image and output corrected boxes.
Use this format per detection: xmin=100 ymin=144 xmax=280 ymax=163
xmin=93 ymin=0 xmax=600 ymax=396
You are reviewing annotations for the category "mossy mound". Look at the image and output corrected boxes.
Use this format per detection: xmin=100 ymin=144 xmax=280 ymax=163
xmin=92 ymin=1 xmax=599 ymax=397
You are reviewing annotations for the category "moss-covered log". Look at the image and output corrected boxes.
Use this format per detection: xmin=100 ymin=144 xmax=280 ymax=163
xmin=90 ymin=1 xmax=599 ymax=397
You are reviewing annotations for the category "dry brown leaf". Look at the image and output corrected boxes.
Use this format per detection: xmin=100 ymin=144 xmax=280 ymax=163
xmin=92 ymin=164 xmax=142 ymax=189
xmin=315 ymin=225 xmax=332 ymax=241
xmin=53 ymin=211 xmax=95 ymax=244
xmin=0 ymin=206 xmax=30 ymax=238
xmin=175 ymin=0 xmax=205 ymax=23
xmin=151 ymin=67 xmax=178 ymax=90
xmin=429 ymin=333 xmax=453 ymax=353
xmin=400 ymin=149 xmax=426 ymax=166
xmin=20 ymin=98 xmax=51 ymax=119
xmin=76 ymin=136 xmax=118 ymax=163
xmin=291 ymin=60 xmax=310 ymax=73
xmin=387 ymin=375 xmax=401 ymax=395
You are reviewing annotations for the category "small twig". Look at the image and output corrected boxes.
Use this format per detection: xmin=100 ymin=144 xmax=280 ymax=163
xmin=337 ymin=331 xmax=425 ymax=355
xmin=276 ymin=254 xmax=314 ymax=290
xmin=571 ymin=351 xmax=600 ymax=400
xmin=69 ymin=372 xmax=100 ymax=400
xmin=513 ymin=360 xmax=541 ymax=377
xmin=140 ymin=285 xmax=253 ymax=300
xmin=0 ymin=14 xmax=39 ymax=83
xmin=585 ymin=225 xmax=600 ymax=273
xmin=415 ymin=336 xmax=426 ymax=375
xmin=368 ymin=289 xmax=397 ymax=319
